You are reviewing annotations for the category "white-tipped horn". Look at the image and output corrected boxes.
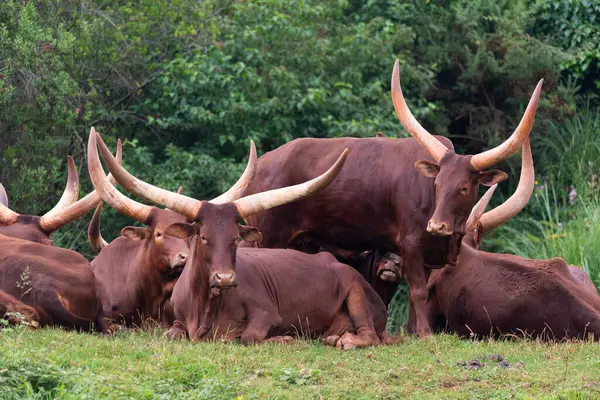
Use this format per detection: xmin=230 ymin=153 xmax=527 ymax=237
xmin=233 ymin=149 xmax=349 ymax=219
xmin=479 ymin=139 xmax=534 ymax=234
xmin=87 ymin=128 xmax=154 ymax=224
xmin=466 ymin=184 xmax=498 ymax=233
xmin=38 ymin=135 xmax=123 ymax=233
xmin=391 ymin=59 xmax=448 ymax=162
xmin=46 ymin=156 xmax=80 ymax=215
xmin=94 ymin=131 xmax=201 ymax=221
xmin=211 ymin=140 xmax=257 ymax=204
xmin=470 ymin=79 xmax=543 ymax=171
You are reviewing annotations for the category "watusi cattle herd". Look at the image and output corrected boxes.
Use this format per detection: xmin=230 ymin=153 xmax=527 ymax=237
xmin=1 ymin=60 xmax=599 ymax=348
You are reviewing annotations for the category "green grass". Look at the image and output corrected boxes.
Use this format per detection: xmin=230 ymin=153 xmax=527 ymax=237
xmin=1 ymin=327 xmax=600 ymax=399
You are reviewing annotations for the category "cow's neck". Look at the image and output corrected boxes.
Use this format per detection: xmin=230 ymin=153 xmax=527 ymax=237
xmin=184 ymin=239 xmax=218 ymax=339
xmin=133 ymin=240 xmax=165 ymax=317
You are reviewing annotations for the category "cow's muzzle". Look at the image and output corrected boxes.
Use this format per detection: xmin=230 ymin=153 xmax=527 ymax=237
xmin=171 ymin=252 xmax=188 ymax=268
xmin=210 ymin=271 xmax=237 ymax=289
xmin=426 ymin=220 xmax=453 ymax=236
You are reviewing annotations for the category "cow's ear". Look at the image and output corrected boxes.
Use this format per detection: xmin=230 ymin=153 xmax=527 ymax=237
xmin=121 ymin=226 xmax=151 ymax=242
xmin=238 ymin=224 xmax=262 ymax=244
xmin=478 ymin=170 xmax=508 ymax=186
xmin=414 ymin=160 xmax=440 ymax=178
xmin=164 ymin=223 xmax=197 ymax=239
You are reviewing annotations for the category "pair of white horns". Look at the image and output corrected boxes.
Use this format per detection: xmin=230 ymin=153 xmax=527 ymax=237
xmin=0 ymin=143 xmax=122 ymax=233
xmin=87 ymin=128 xmax=348 ymax=224
xmin=391 ymin=59 xmax=543 ymax=171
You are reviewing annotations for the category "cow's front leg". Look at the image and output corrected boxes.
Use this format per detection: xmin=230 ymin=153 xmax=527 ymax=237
xmin=240 ymin=309 xmax=283 ymax=345
xmin=397 ymin=235 xmax=432 ymax=337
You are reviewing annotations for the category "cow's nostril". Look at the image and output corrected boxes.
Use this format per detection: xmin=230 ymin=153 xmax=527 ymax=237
xmin=111 ymin=305 xmax=119 ymax=312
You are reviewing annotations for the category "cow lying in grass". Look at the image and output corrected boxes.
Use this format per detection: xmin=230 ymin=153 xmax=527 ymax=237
xmin=417 ymin=140 xmax=600 ymax=340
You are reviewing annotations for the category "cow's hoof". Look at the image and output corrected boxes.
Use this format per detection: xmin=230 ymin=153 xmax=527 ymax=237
xmin=324 ymin=335 xmax=340 ymax=347
xmin=336 ymin=336 xmax=358 ymax=351
xmin=265 ymin=335 xmax=295 ymax=344
xmin=165 ymin=327 xmax=186 ymax=340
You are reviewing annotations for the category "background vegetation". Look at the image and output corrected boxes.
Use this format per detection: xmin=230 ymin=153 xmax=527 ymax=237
xmin=1 ymin=0 xmax=599 ymax=329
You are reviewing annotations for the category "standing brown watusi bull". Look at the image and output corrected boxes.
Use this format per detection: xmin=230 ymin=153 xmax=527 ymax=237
xmin=86 ymin=130 xmax=258 ymax=326
xmin=237 ymin=60 xmax=543 ymax=336
xmin=423 ymin=140 xmax=600 ymax=339
xmin=87 ymin=131 xmax=390 ymax=349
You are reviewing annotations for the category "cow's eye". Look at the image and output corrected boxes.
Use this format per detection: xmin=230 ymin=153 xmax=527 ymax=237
xmin=201 ymin=236 xmax=209 ymax=245
xmin=460 ymin=187 xmax=469 ymax=195
xmin=155 ymin=232 xmax=162 ymax=238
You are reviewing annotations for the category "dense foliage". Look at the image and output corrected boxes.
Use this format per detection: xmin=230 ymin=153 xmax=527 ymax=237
xmin=0 ymin=0 xmax=598 ymax=327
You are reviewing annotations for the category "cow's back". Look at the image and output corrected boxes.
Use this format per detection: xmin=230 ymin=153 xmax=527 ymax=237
xmin=243 ymin=137 xmax=453 ymax=249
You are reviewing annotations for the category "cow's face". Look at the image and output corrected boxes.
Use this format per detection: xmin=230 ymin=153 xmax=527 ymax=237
xmin=415 ymin=152 xmax=506 ymax=237
xmin=0 ymin=216 xmax=53 ymax=245
xmin=165 ymin=203 xmax=261 ymax=290
xmin=377 ymin=253 xmax=404 ymax=282
xmin=121 ymin=225 xmax=189 ymax=272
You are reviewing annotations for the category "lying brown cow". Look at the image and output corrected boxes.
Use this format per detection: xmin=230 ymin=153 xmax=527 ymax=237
xmin=0 ymin=144 xmax=120 ymax=330
xmin=420 ymin=140 xmax=600 ymax=339
xmin=90 ymin=131 xmax=393 ymax=348
xmin=87 ymin=131 xmax=257 ymax=326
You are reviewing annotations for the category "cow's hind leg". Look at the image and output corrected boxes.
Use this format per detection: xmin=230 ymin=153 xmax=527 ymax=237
xmin=0 ymin=291 xmax=39 ymax=327
xmin=336 ymin=281 xmax=381 ymax=350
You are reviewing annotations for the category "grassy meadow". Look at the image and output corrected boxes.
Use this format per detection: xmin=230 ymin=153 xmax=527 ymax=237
xmin=1 ymin=327 xmax=600 ymax=399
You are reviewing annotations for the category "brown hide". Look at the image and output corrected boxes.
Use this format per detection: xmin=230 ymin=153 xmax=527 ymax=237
xmin=0 ymin=215 xmax=54 ymax=245
xmin=0 ymin=235 xmax=106 ymax=332
xmin=90 ymin=207 xmax=189 ymax=326
xmin=167 ymin=244 xmax=388 ymax=349
xmin=422 ymin=245 xmax=600 ymax=340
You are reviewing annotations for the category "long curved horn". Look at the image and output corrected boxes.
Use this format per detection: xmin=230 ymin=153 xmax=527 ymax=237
xmin=0 ymin=184 xmax=19 ymax=225
xmin=88 ymin=202 xmax=108 ymax=253
xmin=470 ymin=80 xmax=543 ymax=171
xmin=391 ymin=59 xmax=448 ymax=162
xmin=38 ymin=135 xmax=123 ymax=233
xmin=0 ymin=183 xmax=7 ymax=207
xmin=210 ymin=140 xmax=257 ymax=204
xmin=465 ymin=184 xmax=498 ymax=233
xmin=46 ymin=156 xmax=79 ymax=215
xmin=94 ymin=131 xmax=201 ymax=220
xmin=479 ymin=139 xmax=534 ymax=234
xmin=233 ymin=149 xmax=349 ymax=219
xmin=88 ymin=128 xmax=154 ymax=224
